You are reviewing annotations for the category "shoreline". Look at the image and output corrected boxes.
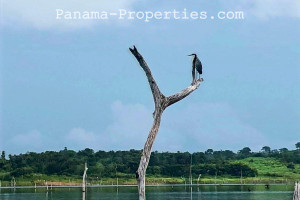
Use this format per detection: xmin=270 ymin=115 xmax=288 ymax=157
xmin=0 ymin=183 xmax=296 ymax=189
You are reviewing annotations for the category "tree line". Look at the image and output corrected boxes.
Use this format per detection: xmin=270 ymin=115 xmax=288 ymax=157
xmin=0 ymin=143 xmax=299 ymax=181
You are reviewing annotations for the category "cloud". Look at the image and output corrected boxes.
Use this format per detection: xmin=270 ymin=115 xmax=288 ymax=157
xmin=62 ymin=101 xmax=153 ymax=150
xmin=2 ymin=0 xmax=299 ymax=31
xmin=229 ymin=0 xmax=300 ymax=19
xmin=65 ymin=127 xmax=101 ymax=149
xmin=9 ymin=130 xmax=43 ymax=152
xmin=2 ymin=101 xmax=266 ymax=154
xmin=1 ymin=0 xmax=137 ymax=29
xmin=252 ymin=0 xmax=300 ymax=18
xmin=156 ymin=102 xmax=266 ymax=152
xmin=65 ymin=101 xmax=265 ymax=152
xmin=64 ymin=101 xmax=266 ymax=152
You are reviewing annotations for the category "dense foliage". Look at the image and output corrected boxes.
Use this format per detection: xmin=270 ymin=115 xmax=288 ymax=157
xmin=0 ymin=144 xmax=299 ymax=181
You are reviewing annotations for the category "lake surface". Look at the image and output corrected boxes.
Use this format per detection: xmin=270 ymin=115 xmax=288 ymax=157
xmin=0 ymin=185 xmax=294 ymax=200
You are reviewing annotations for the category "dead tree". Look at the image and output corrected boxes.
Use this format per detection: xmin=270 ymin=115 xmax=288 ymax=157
xmin=129 ymin=46 xmax=203 ymax=200
xmin=82 ymin=162 xmax=88 ymax=192
xmin=294 ymin=182 xmax=300 ymax=200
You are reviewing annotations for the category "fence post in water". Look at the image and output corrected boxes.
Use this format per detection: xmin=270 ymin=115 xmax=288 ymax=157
xmin=214 ymin=173 xmax=217 ymax=184
xmin=82 ymin=162 xmax=88 ymax=192
xmin=11 ymin=177 xmax=16 ymax=188
xmin=197 ymin=174 xmax=201 ymax=185
xmin=240 ymin=169 xmax=243 ymax=184
xmin=294 ymin=182 xmax=300 ymax=200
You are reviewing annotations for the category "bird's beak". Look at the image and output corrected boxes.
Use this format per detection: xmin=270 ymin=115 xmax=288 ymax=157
xmin=188 ymin=54 xmax=193 ymax=56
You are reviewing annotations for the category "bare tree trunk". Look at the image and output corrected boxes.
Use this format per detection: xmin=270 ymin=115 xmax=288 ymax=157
xmin=129 ymin=46 xmax=203 ymax=200
xmin=82 ymin=162 xmax=88 ymax=192
xmin=294 ymin=182 xmax=300 ymax=200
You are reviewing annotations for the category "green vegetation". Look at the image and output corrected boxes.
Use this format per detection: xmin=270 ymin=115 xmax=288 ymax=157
xmin=233 ymin=157 xmax=300 ymax=179
xmin=0 ymin=144 xmax=299 ymax=186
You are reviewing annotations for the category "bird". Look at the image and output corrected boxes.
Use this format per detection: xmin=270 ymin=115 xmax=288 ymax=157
xmin=188 ymin=53 xmax=202 ymax=83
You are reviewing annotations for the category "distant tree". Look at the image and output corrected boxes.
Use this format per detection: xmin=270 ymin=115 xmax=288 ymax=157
xmin=286 ymin=162 xmax=295 ymax=169
xmin=238 ymin=147 xmax=251 ymax=156
xmin=1 ymin=151 xmax=5 ymax=160
xmin=78 ymin=148 xmax=94 ymax=157
xmin=271 ymin=149 xmax=279 ymax=153
xmin=205 ymin=149 xmax=214 ymax=155
xmin=225 ymin=163 xmax=257 ymax=177
xmin=261 ymin=146 xmax=271 ymax=154
xmin=192 ymin=152 xmax=206 ymax=163
xmin=296 ymin=142 xmax=300 ymax=150
xmin=279 ymin=148 xmax=288 ymax=153
xmin=2 ymin=147 xmax=300 ymax=183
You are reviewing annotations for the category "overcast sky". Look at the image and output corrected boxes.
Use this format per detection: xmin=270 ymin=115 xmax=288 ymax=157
xmin=0 ymin=0 xmax=300 ymax=154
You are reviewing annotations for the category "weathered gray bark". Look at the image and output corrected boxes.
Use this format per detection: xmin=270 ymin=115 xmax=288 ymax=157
xmin=82 ymin=162 xmax=88 ymax=192
xmin=129 ymin=46 xmax=203 ymax=200
xmin=294 ymin=182 xmax=300 ymax=200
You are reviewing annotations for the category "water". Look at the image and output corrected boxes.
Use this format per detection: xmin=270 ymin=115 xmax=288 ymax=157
xmin=0 ymin=185 xmax=294 ymax=200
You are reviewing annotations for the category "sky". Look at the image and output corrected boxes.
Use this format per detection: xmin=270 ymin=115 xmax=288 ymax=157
xmin=0 ymin=0 xmax=300 ymax=155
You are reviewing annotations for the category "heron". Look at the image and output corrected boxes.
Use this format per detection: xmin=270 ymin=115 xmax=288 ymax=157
xmin=188 ymin=53 xmax=202 ymax=83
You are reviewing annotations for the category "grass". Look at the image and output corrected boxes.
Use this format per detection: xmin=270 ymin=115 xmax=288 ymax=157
xmin=232 ymin=157 xmax=300 ymax=179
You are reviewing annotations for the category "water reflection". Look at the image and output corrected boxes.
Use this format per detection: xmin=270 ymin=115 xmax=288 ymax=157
xmin=0 ymin=185 xmax=294 ymax=200
xmin=82 ymin=192 xmax=85 ymax=200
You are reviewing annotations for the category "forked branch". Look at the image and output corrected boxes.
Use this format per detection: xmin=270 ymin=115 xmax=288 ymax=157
xmin=129 ymin=45 xmax=203 ymax=200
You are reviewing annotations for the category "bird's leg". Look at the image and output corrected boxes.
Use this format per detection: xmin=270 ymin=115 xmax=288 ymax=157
xmin=192 ymin=78 xmax=196 ymax=85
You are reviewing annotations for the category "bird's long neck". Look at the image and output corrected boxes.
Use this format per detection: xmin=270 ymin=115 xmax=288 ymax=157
xmin=192 ymin=55 xmax=197 ymax=64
